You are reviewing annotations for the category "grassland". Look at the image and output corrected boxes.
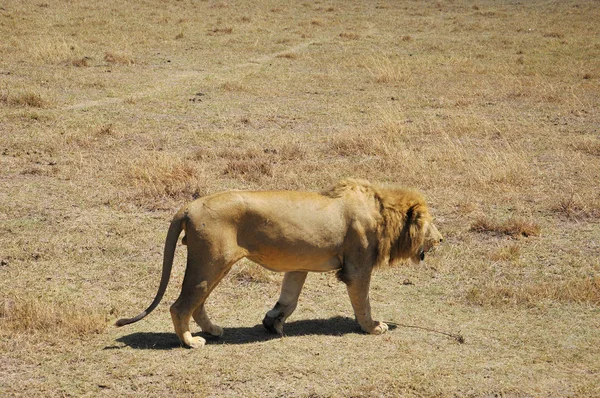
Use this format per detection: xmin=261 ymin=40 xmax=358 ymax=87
xmin=1 ymin=0 xmax=599 ymax=396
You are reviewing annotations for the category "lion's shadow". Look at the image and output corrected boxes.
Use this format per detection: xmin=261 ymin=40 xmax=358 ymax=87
xmin=111 ymin=316 xmax=390 ymax=350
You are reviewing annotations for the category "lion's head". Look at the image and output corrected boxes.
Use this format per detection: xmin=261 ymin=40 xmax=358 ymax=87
xmin=413 ymin=220 xmax=443 ymax=264
xmin=374 ymin=185 xmax=442 ymax=267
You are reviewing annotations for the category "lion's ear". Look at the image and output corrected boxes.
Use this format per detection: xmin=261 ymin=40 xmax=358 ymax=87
xmin=405 ymin=204 xmax=418 ymax=223
xmin=406 ymin=203 xmax=426 ymax=226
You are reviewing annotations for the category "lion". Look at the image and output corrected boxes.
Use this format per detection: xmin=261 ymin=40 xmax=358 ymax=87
xmin=115 ymin=179 xmax=442 ymax=348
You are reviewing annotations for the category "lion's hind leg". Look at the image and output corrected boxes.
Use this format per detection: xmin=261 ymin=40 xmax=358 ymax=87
xmin=263 ymin=271 xmax=308 ymax=335
xmin=170 ymin=247 xmax=241 ymax=348
xmin=171 ymin=306 xmax=205 ymax=347
xmin=170 ymin=279 xmax=211 ymax=349
xmin=192 ymin=304 xmax=223 ymax=337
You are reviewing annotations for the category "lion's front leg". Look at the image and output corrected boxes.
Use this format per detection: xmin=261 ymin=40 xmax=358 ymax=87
xmin=263 ymin=271 xmax=308 ymax=335
xmin=343 ymin=270 xmax=388 ymax=335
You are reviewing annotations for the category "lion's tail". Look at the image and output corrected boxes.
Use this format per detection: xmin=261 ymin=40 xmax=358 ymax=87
xmin=115 ymin=207 xmax=188 ymax=327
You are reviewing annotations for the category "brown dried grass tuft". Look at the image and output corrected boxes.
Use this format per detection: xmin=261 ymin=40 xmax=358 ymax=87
xmin=21 ymin=35 xmax=75 ymax=64
xmin=553 ymin=193 xmax=600 ymax=220
xmin=209 ymin=27 xmax=233 ymax=35
xmin=571 ymin=138 xmax=600 ymax=157
xmin=1 ymin=91 xmax=48 ymax=108
xmin=276 ymin=52 xmax=300 ymax=60
xmin=328 ymin=132 xmax=391 ymax=158
xmin=366 ymin=55 xmax=411 ymax=84
xmin=96 ymin=124 xmax=115 ymax=137
xmin=339 ymin=32 xmax=360 ymax=40
xmin=223 ymin=158 xmax=273 ymax=182
xmin=104 ymin=52 xmax=135 ymax=66
xmin=124 ymin=152 xmax=203 ymax=204
xmin=466 ymin=277 xmax=600 ymax=307
xmin=470 ymin=216 xmax=541 ymax=238
xmin=1 ymin=296 xmax=107 ymax=337
xmin=489 ymin=243 xmax=521 ymax=262
xmin=70 ymin=57 xmax=90 ymax=67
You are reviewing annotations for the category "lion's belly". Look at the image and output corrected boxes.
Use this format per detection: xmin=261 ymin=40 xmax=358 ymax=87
xmin=247 ymin=248 xmax=342 ymax=273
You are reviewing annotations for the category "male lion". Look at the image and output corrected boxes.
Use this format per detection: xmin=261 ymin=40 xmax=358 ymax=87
xmin=116 ymin=179 xmax=442 ymax=348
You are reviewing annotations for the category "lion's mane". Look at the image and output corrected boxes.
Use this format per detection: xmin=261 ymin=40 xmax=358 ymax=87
xmin=324 ymin=178 xmax=431 ymax=269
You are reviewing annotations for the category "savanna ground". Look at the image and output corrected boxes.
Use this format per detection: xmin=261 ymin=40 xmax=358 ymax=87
xmin=1 ymin=0 xmax=599 ymax=396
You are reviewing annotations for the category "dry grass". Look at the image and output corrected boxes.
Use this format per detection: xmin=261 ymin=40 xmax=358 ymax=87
xmin=470 ymin=216 xmax=541 ymax=238
xmin=339 ymin=32 xmax=360 ymax=40
xmin=230 ymin=260 xmax=276 ymax=285
xmin=466 ymin=277 xmax=600 ymax=307
xmin=20 ymin=35 xmax=76 ymax=64
xmin=328 ymin=131 xmax=391 ymax=158
xmin=1 ymin=91 xmax=48 ymax=108
xmin=489 ymin=243 xmax=521 ymax=262
xmin=70 ymin=57 xmax=90 ymax=67
xmin=366 ymin=55 xmax=411 ymax=84
xmin=572 ymin=138 xmax=600 ymax=157
xmin=104 ymin=52 xmax=135 ymax=66
xmin=553 ymin=192 xmax=600 ymax=220
xmin=223 ymin=158 xmax=274 ymax=182
xmin=1 ymin=0 xmax=599 ymax=396
xmin=1 ymin=295 xmax=107 ymax=337
xmin=276 ymin=52 xmax=300 ymax=60
xmin=123 ymin=152 xmax=204 ymax=207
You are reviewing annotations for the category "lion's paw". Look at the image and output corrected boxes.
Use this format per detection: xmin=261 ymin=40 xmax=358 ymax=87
xmin=184 ymin=335 xmax=206 ymax=349
xmin=205 ymin=325 xmax=224 ymax=337
xmin=373 ymin=321 xmax=389 ymax=335
xmin=363 ymin=321 xmax=388 ymax=335
xmin=262 ymin=315 xmax=284 ymax=336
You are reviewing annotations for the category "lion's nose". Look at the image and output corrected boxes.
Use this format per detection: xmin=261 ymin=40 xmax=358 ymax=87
xmin=439 ymin=238 xmax=443 ymax=243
